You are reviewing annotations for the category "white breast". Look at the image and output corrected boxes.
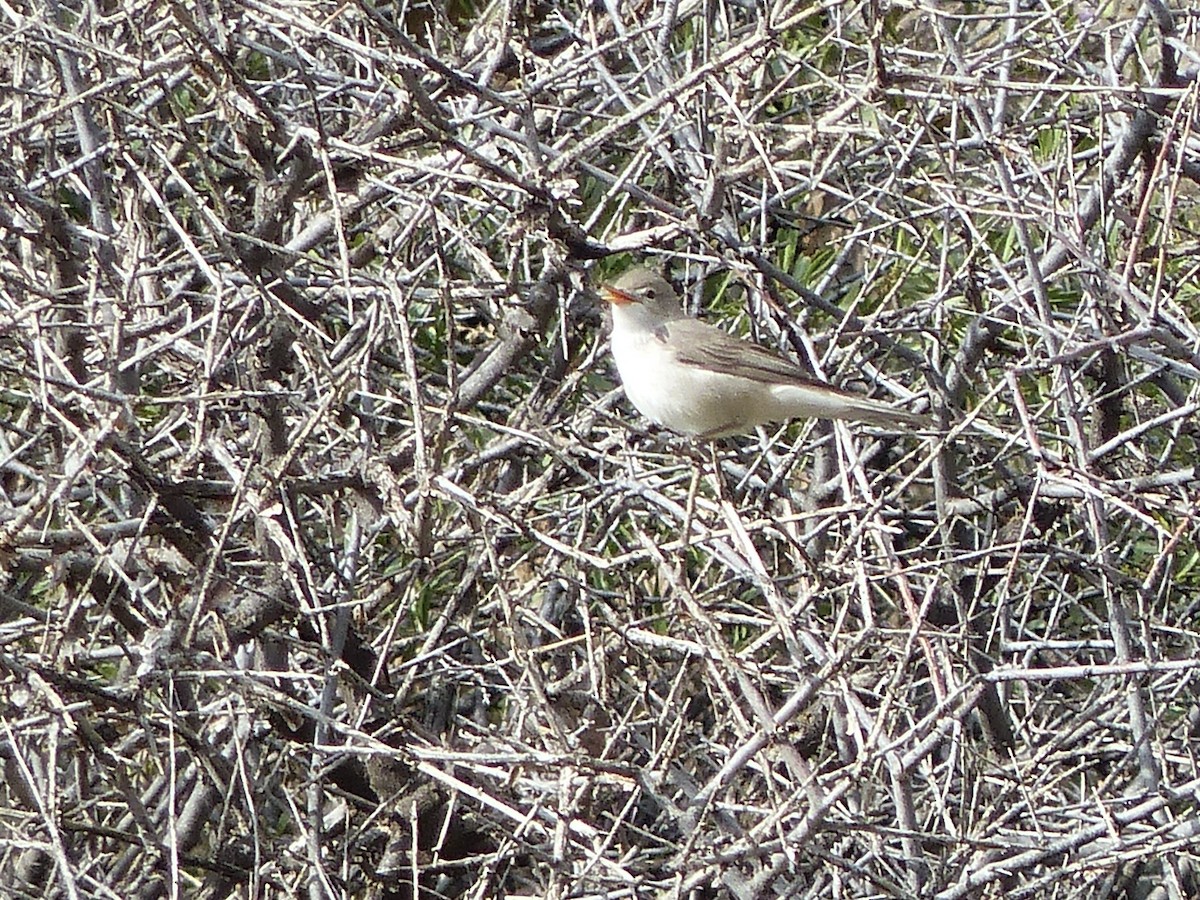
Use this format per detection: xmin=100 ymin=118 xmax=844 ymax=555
xmin=610 ymin=323 xmax=767 ymax=436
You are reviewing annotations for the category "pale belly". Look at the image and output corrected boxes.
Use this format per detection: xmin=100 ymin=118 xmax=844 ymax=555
xmin=611 ymin=331 xmax=772 ymax=436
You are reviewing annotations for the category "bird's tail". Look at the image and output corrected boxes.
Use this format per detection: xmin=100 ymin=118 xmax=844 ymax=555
xmin=772 ymin=382 xmax=934 ymax=430
xmin=833 ymin=394 xmax=934 ymax=430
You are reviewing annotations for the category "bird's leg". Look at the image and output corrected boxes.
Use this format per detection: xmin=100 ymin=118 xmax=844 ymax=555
xmin=682 ymin=461 xmax=700 ymax=562
xmin=620 ymin=427 xmax=638 ymax=479
xmin=706 ymin=441 xmax=728 ymax=504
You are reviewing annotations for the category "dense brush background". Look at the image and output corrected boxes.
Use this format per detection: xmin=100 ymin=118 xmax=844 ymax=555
xmin=4 ymin=0 xmax=1200 ymax=897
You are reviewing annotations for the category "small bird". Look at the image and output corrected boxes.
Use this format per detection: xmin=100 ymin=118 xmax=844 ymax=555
xmin=599 ymin=266 xmax=931 ymax=438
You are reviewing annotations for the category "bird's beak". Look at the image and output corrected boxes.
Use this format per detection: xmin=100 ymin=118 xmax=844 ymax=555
xmin=599 ymin=284 xmax=635 ymax=306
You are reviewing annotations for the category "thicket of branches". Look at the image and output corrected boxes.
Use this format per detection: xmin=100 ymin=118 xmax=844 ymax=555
xmin=4 ymin=0 xmax=1200 ymax=897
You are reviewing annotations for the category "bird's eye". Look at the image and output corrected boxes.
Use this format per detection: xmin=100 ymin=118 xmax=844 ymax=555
xmin=644 ymin=288 xmax=656 ymax=300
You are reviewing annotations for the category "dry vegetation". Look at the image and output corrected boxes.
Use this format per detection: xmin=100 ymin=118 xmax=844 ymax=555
xmin=5 ymin=0 xmax=1200 ymax=897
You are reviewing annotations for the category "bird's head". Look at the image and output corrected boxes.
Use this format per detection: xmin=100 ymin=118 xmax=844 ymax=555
xmin=599 ymin=267 xmax=685 ymax=326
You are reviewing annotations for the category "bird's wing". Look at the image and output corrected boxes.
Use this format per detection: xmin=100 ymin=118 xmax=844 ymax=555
xmin=666 ymin=319 xmax=844 ymax=390
xmin=663 ymin=318 xmax=934 ymax=428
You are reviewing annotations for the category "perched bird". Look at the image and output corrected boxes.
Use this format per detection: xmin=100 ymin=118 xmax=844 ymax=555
xmin=599 ymin=266 xmax=931 ymax=438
